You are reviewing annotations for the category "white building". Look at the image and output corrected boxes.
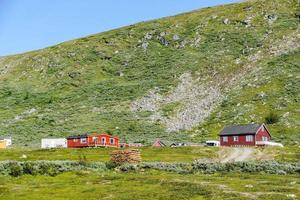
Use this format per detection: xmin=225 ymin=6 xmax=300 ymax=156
xmin=206 ymin=140 xmax=220 ymax=147
xmin=41 ymin=138 xmax=67 ymax=149
xmin=0 ymin=137 xmax=12 ymax=147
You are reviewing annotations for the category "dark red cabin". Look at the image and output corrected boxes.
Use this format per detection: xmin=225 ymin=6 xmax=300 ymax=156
xmin=219 ymin=123 xmax=271 ymax=147
xmin=67 ymin=133 xmax=119 ymax=148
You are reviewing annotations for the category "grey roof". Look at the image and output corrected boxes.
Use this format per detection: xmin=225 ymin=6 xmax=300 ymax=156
xmin=219 ymin=124 xmax=262 ymax=136
xmin=67 ymin=134 xmax=88 ymax=139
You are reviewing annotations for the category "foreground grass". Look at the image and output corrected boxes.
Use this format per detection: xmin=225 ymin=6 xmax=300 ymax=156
xmin=0 ymin=170 xmax=299 ymax=200
xmin=0 ymin=147 xmax=218 ymax=162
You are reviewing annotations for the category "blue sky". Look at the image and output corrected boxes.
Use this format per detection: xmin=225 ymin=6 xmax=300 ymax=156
xmin=0 ymin=0 xmax=238 ymax=56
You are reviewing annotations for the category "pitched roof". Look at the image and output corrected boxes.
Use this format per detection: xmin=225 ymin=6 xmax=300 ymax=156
xmin=152 ymin=140 xmax=167 ymax=147
xmin=219 ymin=124 xmax=262 ymax=136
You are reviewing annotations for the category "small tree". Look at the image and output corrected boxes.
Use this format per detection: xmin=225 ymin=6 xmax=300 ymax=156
xmin=265 ymin=112 xmax=279 ymax=124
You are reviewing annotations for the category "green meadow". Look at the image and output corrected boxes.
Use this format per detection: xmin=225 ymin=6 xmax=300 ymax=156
xmin=0 ymin=146 xmax=298 ymax=162
xmin=0 ymin=171 xmax=299 ymax=200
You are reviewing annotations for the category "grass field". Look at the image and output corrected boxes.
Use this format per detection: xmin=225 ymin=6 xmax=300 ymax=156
xmin=0 ymin=147 xmax=218 ymax=162
xmin=0 ymin=170 xmax=299 ymax=200
xmin=0 ymin=146 xmax=298 ymax=162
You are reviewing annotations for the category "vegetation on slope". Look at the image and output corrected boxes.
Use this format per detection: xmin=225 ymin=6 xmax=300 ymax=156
xmin=0 ymin=0 xmax=299 ymax=146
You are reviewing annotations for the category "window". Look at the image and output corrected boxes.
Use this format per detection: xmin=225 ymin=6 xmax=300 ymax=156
xmin=110 ymin=138 xmax=115 ymax=144
xmin=80 ymin=138 xmax=87 ymax=144
xmin=101 ymin=137 xmax=106 ymax=144
xmin=223 ymin=136 xmax=228 ymax=142
xmin=92 ymin=137 xmax=98 ymax=143
xmin=233 ymin=136 xmax=239 ymax=142
xmin=73 ymin=139 xmax=78 ymax=142
xmin=246 ymin=135 xmax=253 ymax=142
xmin=262 ymin=136 xmax=268 ymax=141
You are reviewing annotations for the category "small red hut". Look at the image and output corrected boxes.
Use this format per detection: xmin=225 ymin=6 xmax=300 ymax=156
xmin=67 ymin=133 xmax=119 ymax=148
xmin=219 ymin=123 xmax=271 ymax=147
xmin=152 ymin=139 xmax=167 ymax=147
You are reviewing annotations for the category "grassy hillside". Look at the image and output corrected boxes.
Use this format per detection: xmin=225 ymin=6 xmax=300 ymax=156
xmin=0 ymin=0 xmax=299 ymax=146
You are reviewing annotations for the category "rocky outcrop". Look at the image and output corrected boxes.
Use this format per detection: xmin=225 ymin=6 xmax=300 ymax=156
xmin=131 ymin=29 xmax=300 ymax=132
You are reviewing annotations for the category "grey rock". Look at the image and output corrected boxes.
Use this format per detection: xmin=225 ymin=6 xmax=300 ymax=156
xmin=159 ymin=37 xmax=169 ymax=46
xmin=173 ymin=34 xmax=180 ymax=41
xmin=142 ymin=42 xmax=149 ymax=50
xmin=223 ymin=18 xmax=230 ymax=25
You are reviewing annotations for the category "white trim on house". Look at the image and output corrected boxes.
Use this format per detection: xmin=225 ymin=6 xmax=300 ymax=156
xmin=233 ymin=136 xmax=239 ymax=142
xmin=255 ymin=123 xmax=272 ymax=138
xmin=223 ymin=136 xmax=228 ymax=142
xmin=246 ymin=135 xmax=254 ymax=142
xmin=80 ymin=138 xmax=87 ymax=144
xmin=110 ymin=138 xmax=114 ymax=144
xmin=101 ymin=137 xmax=106 ymax=144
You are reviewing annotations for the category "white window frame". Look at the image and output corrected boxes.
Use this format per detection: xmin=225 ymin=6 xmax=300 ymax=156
xmin=101 ymin=137 xmax=106 ymax=144
xmin=110 ymin=138 xmax=115 ymax=144
xmin=246 ymin=135 xmax=253 ymax=142
xmin=223 ymin=136 xmax=228 ymax=142
xmin=92 ymin=137 xmax=98 ymax=142
xmin=80 ymin=138 xmax=87 ymax=144
xmin=233 ymin=136 xmax=239 ymax=142
xmin=73 ymin=139 xmax=78 ymax=142
xmin=262 ymin=136 xmax=268 ymax=141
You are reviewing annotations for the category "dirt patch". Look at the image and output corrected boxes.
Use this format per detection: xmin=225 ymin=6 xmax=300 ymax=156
xmin=218 ymin=147 xmax=274 ymax=163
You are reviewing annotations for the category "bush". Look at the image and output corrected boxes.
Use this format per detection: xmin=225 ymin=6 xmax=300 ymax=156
xmin=0 ymin=161 xmax=107 ymax=177
xmin=8 ymin=161 xmax=23 ymax=177
xmin=265 ymin=112 xmax=279 ymax=124
xmin=23 ymin=162 xmax=39 ymax=175
xmin=192 ymin=160 xmax=300 ymax=174
xmin=116 ymin=163 xmax=140 ymax=172
xmin=37 ymin=162 xmax=59 ymax=176
xmin=141 ymin=162 xmax=191 ymax=173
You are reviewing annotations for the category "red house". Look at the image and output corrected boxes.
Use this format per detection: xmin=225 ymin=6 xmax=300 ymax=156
xmin=67 ymin=133 xmax=119 ymax=148
xmin=152 ymin=139 xmax=167 ymax=147
xmin=219 ymin=123 xmax=271 ymax=147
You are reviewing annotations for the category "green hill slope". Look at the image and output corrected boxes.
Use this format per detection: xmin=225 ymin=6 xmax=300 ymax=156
xmin=0 ymin=0 xmax=299 ymax=147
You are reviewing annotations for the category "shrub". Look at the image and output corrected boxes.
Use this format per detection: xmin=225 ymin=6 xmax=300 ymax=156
xmin=0 ymin=161 xmax=107 ymax=177
xmin=192 ymin=160 xmax=300 ymax=174
xmin=116 ymin=163 xmax=140 ymax=172
xmin=23 ymin=162 xmax=38 ymax=175
xmin=265 ymin=112 xmax=279 ymax=124
xmin=37 ymin=162 xmax=59 ymax=176
xmin=141 ymin=162 xmax=191 ymax=173
xmin=8 ymin=161 xmax=23 ymax=177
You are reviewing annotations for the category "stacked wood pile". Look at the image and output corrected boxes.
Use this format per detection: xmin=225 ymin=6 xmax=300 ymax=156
xmin=110 ymin=149 xmax=142 ymax=165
